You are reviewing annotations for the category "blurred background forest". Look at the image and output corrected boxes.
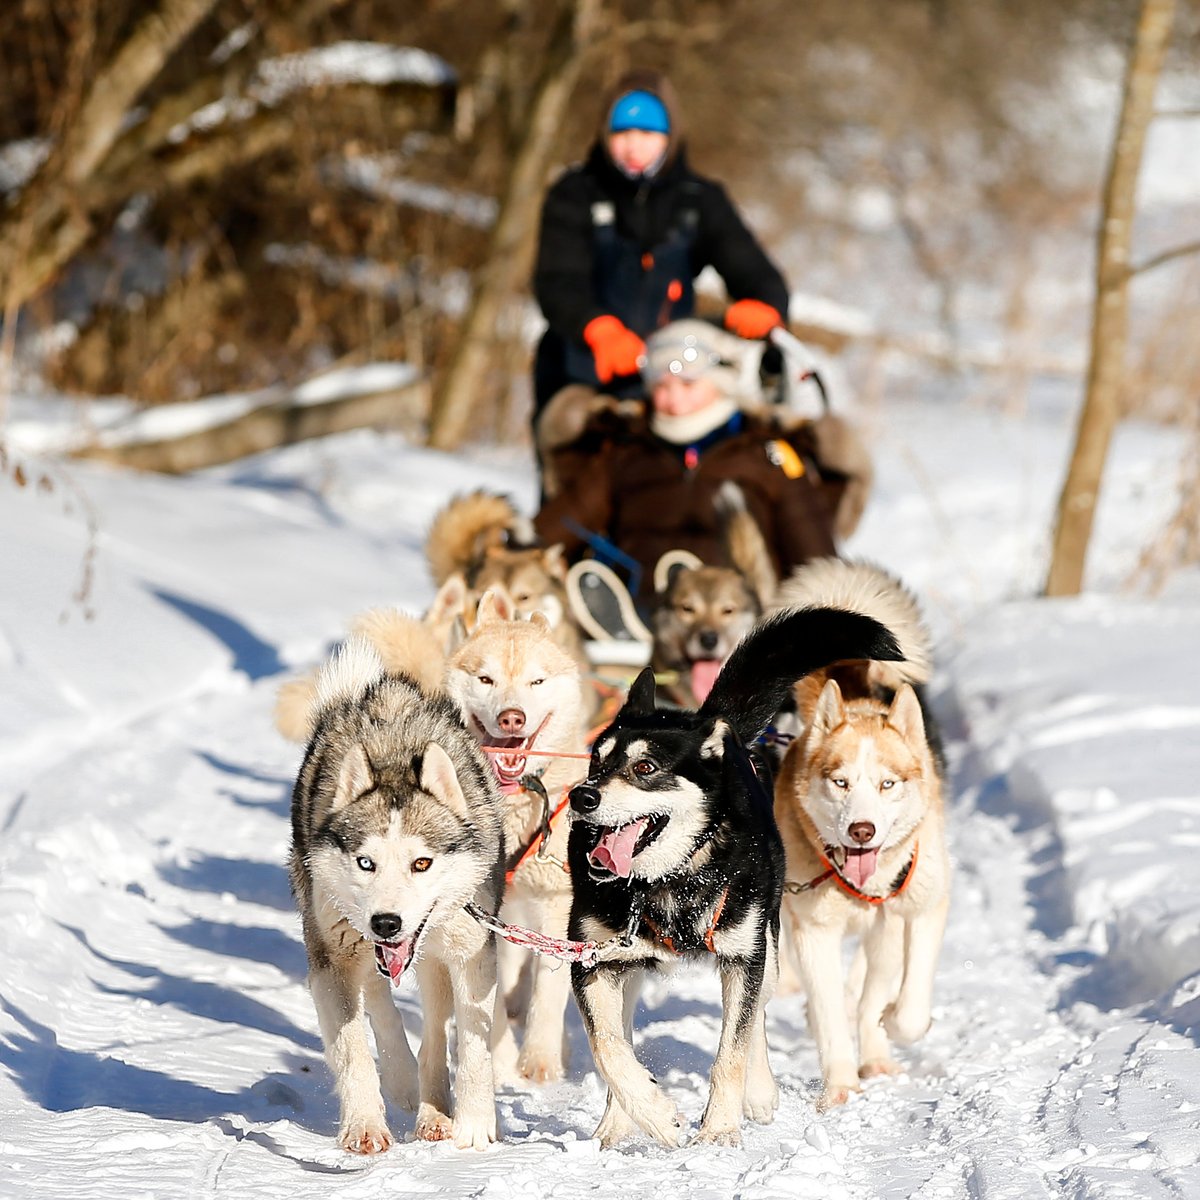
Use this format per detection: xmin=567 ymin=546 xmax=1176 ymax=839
xmin=0 ymin=0 xmax=1196 ymax=454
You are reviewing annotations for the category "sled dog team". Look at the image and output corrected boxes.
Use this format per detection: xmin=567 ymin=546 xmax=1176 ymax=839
xmin=281 ymin=494 xmax=952 ymax=1153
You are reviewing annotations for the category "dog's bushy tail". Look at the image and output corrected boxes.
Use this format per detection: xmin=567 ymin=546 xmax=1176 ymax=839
xmin=773 ymin=558 xmax=931 ymax=689
xmin=699 ymin=606 xmax=901 ymax=744
xmin=425 ymin=490 xmax=532 ymax=585
xmin=314 ymin=636 xmax=386 ymax=715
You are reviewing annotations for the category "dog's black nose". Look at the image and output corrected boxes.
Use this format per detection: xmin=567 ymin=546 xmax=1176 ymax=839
xmin=698 ymin=630 xmax=719 ymax=652
xmin=370 ymin=912 xmax=403 ymax=940
xmin=570 ymin=783 xmax=602 ymax=813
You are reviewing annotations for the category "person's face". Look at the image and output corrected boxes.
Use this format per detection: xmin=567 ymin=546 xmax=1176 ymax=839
xmin=652 ymin=373 xmax=721 ymax=418
xmin=607 ymin=129 xmax=669 ymax=175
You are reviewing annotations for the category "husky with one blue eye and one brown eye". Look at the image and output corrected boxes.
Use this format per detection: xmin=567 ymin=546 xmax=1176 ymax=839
xmin=289 ymin=638 xmax=504 ymax=1155
xmin=565 ymin=604 xmax=903 ymax=1149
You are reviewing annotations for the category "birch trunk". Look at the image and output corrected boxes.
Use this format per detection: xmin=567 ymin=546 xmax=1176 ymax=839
xmin=1043 ymin=0 xmax=1176 ymax=596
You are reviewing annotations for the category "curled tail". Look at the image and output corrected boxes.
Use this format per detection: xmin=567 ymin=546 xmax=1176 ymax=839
xmin=773 ymin=557 xmax=931 ymax=689
xmin=425 ymin=490 xmax=532 ymax=585
xmin=699 ymin=606 xmax=902 ymax=744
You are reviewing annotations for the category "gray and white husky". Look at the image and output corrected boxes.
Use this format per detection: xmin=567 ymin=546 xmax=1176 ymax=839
xmin=289 ymin=638 xmax=503 ymax=1153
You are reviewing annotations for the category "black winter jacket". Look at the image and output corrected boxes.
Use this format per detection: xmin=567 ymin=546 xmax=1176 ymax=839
xmin=533 ymin=143 xmax=789 ymax=401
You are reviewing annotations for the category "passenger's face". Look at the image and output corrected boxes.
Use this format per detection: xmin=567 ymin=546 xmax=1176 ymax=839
xmin=607 ymin=129 xmax=669 ymax=175
xmin=652 ymin=374 xmax=721 ymax=418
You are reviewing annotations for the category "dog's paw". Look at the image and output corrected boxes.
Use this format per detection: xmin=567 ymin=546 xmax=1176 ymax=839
xmin=635 ymin=1091 xmax=687 ymax=1148
xmin=594 ymin=1102 xmax=637 ymax=1149
xmin=691 ymin=1122 xmax=742 ymax=1148
xmin=517 ymin=1045 xmax=565 ymax=1084
xmin=338 ymin=1114 xmax=393 ymax=1155
xmin=883 ymin=1002 xmax=931 ymax=1046
xmin=859 ymin=1058 xmax=902 ymax=1080
xmin=452 ymin=1110 xmax=498 ymax=1151
xmin=414 ymin=1106 xmax=453 ymax=1142
xmin=815 ymin=1082 xmax=860 ymax=1113
xmin=743 ymin=1079 xmax=780 ymax=1124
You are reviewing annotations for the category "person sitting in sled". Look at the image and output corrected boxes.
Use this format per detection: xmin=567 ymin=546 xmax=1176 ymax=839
xmin=532 ymin=68 xmax=789 ymax=493
xmin=533 ymin=319 xmax=864 ymax=622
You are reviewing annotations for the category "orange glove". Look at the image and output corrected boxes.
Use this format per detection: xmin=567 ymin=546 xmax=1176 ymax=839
xmin=724 ymin=299 xmax=783 ymax=339
xmin=583 ymin=315 xmax=646 ymax=384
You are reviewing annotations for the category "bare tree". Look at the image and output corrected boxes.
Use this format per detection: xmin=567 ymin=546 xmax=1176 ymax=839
xmin=1044 ymin=0 xmax=1178 ymax=597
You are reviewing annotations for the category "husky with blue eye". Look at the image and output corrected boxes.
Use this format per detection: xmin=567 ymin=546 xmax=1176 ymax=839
xmin=565 ymin=605 xmax=902 ymax=1148
xmin=289 ymin=637 xmax=503 ymax=1154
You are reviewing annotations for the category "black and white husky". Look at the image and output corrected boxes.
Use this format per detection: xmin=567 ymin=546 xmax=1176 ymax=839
xmin=566 ymin=606 xmax=901 ymax=1147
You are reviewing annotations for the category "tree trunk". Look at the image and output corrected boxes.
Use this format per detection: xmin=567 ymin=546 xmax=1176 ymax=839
xmin=427 ymin=3 xmax=599 ymax=450
xmin=1043 ymin=0 xmax=1176 ymax=596
xmin=0 ymin=0 xmax=220 ymax=313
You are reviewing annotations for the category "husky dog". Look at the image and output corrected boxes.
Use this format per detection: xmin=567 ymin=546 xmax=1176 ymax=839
xmin=566 ymin=605 xmax=902 ymax=1147
xmin=444 ymin=590 xmax=589 ymax=1083
xmin=651 ymin=483 xmax=777 ymax=708
xmin=290 ymin=639 xmax=503 ymax=1152
xmin=771 ymin=559 xmax=951 ymax=1112
xmin=425 ymin=490 xmax=591 ymax=682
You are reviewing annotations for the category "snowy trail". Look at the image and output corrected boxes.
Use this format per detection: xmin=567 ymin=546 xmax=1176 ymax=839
xmin=0 ymin=649 xmax=1158 ymax=1199
xmin=2 ymin=405 xmax=1198 ymax=1198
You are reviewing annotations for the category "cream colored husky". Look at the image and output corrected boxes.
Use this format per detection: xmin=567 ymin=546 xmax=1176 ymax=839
xmin=443 ymin=590 xmax=589 ymax=1084
xmin=771 ymin=559 xmax=951 ymax=1112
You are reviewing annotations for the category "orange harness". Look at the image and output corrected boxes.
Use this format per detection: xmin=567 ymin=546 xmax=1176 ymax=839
xmin=640 ymin=885 xmax=730 ymax=955
xmin=504 ymin=790 xmax=572 ymax=887
xmin=788 ymin=842 xmax=920 ymax=906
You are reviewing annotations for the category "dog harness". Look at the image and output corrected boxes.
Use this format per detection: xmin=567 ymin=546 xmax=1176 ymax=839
xmin=504 ymin=786 xmax=572 ymax=886
xmin=785 ymin=842 xmax=919 ymax=905
xmin=639 ymin=884 xmax=730 ymax=955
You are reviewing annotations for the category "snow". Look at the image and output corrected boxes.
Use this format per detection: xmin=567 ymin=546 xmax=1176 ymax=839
xmin=2 ymin=383 xmax=1197 ymax=1198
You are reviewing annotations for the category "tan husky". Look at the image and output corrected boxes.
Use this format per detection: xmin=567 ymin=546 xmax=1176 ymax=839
xmin=651 ymin=482 xmax=777 ymax=708
xmin=443 ymin=590 xmax=589 ymax=1084
xmin=425 ymin=490 xmax=591 ymax=686
xmin=771 ymin=559 xmax=951 ymax=1112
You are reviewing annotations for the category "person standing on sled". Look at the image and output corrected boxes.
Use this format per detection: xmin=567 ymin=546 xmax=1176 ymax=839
xmin=532 ymin=68 xmax=790 ymax=494
xmin=533 ymin=319 xmax=846 ymax=613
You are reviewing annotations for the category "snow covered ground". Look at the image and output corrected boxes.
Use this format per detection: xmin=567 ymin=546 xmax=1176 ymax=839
xmin=1 ymin=390 xmax=1198 ymax=1199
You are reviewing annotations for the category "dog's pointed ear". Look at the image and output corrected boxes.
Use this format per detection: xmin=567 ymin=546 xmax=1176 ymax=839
xmin=811 ymin=678 xmax=846 ymax=738
xmin=528 ymin=610 xmax=551 ymax=632
xmin=886 ymin=683 xmax=926 ymax=744
xmin=544 ymin=544 xmax=568 ymax=580
xmin=333 ymin=743 xmax=375 ymax=809
xmin=623 ymin=665 xmax=658 ymax=715
xmin=427 ymin=572 xmax=466 ymax=626
xmin=446 ymin=614 xmax=468 ymax=654
xmin=476 ymin=585 xmax=514 ymax=625
xmin=419 ymin=742 xmax=468 ymax=819
xmin=700 ymin=717 xmax=730 ymax=759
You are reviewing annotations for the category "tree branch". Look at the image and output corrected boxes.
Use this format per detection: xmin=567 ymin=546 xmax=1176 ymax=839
xmin=1127 ymin=239 xmax=1200 ymax=278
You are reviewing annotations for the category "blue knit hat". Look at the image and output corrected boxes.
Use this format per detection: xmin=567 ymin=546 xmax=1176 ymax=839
xmin=608 ymin=90 xmax=670 ymax=135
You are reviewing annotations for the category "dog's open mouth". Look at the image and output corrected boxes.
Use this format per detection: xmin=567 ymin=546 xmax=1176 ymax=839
xmin=372 ymin=916 xmax=428 ymax=986
xmin=587 ymin=814 xmax=668 ymax=879
xmin=475 ymin=714 xmax=550 ymax=792
xmin=836 ymin=846 xmax=879 ymax=889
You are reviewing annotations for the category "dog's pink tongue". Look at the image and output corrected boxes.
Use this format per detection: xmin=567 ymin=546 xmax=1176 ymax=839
xmin=690 ymin=659 xmax=723 ymax=704
xmin=842 ymin=848 xmax=879 ymax=889
xmin=375 ymin=938 xmax=414 ymax=985
xmin=589 ymin=818 xmax=649 ymax=878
